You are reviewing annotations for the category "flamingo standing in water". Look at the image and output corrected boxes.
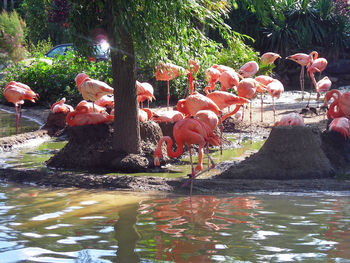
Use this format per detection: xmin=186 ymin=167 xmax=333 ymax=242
xmin=75 ymin=73 xmax=114 ymax=111
xmin=286 ymin=52 xmax=311 ymax=100
xmin=3 ymin=81 xmax=38 ymax=134
xmin=154 ymin=118 xmax=221 ymax=194
xmin=155 ymin=61 xmax=187 ymax=109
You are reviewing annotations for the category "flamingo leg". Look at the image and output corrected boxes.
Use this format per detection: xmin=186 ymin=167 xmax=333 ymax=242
xmin=260 ymin=93 xmax=263 ymax=122
xmin=19 ymin=105 xmax=22 ymax=133
xmin=15 ymin=105 xmax=18 ymax=134
xmin=167 ymin=80 xmax=170 ymax=110
xmin=188 ymin=146 xmax=194 ymax=196
xmin=272 ymin=97 xmax=276 ymax=124
xmin=249 ymin=101 xmax=252 ymax=142
xmin=300 ymin=66 xmax=305 ymax=100
xmin=182 ymin=145 xmax=215 ymax=188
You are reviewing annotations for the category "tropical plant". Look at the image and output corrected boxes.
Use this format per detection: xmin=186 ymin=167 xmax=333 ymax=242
xmin=0 ymin=10 xmax=27 ymax=64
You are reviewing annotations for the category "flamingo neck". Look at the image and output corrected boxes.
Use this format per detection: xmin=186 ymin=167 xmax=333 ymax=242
xmin=156 ymin=136 xmax=184 ymax=158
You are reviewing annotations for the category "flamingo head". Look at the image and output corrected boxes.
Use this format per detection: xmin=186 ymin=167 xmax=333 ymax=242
xmin=75 ymin=73 xmax=89 ymax=88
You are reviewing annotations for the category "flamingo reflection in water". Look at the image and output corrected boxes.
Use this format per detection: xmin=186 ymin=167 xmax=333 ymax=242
xmin=139 ymin=196 xmax=262 ymax=262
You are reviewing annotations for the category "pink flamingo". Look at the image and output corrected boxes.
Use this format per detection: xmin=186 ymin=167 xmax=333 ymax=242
xmin=176 ymin=92 xmax=221 ymax=117
xmin=154 ymin=118 xmax=220 ymax=194
xmin=95 ymin=95 xmax=114 ymax=109
xmin=187 ymin=59 xmax=200 ymax=95
xmin=315 ymin=76 xmax=331 ymax=100
xmin=329 ymin=117 xmax=350 ymax=139
xmin=3 ymin=81 xmax=39 ymax=134
xmin=204 ymin=67 xmax=221 ymax=94
xmin=66 ymin=111 xmax=114 ymax=127
xmin=274 ymin=112 xmax=305 ymax=127
xmin=260 ymin=52 xmax=281 ymax=65
xmin=219 ymin=69 xmax=240 ymax=92
xmin=266 ymin=79 xmax=284 ymax=123
xmin=152 ymin=110 xmax=184 ymax=123
xmin=255 ymin=75 xmax=275 ymax=122
xmin=286 ymin=52 xmax=311 ymax=100
xmin=75 ymin=73 xmax=114 ymax=111
xmin=238 ymin=61 xmax=259 ymax=78
xmin=138 ymin=108 xmax=153 ymax=122
xmin=75 ymin=100 xmax=106 ymax=113
xmin=324 ymin=89 xmax=350 ymax=119
xmin=51 ymin=97 xmax=73 ymax=114
xmin=136 ymin=80 xmax=155 ymax=108
xmin=155 ymin=61 xmax=187 ymax=109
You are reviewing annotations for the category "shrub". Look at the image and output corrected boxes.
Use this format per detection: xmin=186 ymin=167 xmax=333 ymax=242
xmin=27 ymin=38 xmax=54 ymax=58
xmin=0 ymin=51 xmax=112 ymax=107
xmin=0 ymin=10 xmax=27 ymax=64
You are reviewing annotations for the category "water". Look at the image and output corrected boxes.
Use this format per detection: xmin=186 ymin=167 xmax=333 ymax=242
xmin=0 ymin=182 xmax=350 ymax=262
xmin=0 ymin=110 xmax=41 ymax=137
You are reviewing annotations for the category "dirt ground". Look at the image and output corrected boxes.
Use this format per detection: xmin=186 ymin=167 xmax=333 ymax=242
xmin=1 ymin=92 xmax=350 ymax=193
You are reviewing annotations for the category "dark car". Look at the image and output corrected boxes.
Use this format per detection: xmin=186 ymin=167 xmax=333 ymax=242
xmin=45 ymin=43 xmax=110 ymax=62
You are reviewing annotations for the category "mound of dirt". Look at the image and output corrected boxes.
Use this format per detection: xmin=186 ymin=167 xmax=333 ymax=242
xmin=217 ymin=126 xmax=336 ymax=180
xmin=46 ymin=121 xmax=164 ymax=172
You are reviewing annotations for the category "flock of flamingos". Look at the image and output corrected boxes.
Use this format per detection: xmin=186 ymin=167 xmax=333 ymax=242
xmin=2 ymin=50 xmax=350 ymax=186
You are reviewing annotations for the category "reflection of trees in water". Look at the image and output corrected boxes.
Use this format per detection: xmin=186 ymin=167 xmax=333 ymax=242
xmin=138 ymin=195 xmax=262 ymax=262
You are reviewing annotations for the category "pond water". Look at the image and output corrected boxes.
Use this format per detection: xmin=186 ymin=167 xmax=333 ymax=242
xmin=1 ymin=182 xmax=350 ymax=262
xmin=0 ymin=109 xmax=41 ymax=137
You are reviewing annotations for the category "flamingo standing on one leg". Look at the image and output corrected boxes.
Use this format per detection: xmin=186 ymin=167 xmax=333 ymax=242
xmin=75 ymin=73 xmax=114 ymax=111
xmin=155 ymin=61 xmax=187 ymax=109
xmin=3 ymin=81 xmax=39 ymax=134
xmin=154 ymin=118 xmax=221 ymax=195
xmin=286 ymin=52 xmax=311 ymax=100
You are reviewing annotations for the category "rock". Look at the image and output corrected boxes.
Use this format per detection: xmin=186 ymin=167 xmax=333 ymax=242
xmin=325 ymin=59 xmax=350 ymax=75
xmin=217 ymin=126 xmax=334 ymax=180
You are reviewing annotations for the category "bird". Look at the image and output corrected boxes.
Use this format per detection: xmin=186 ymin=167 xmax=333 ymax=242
xmin=51 ymin=97 xmax=73 ymax=114
xmin=95 ymin=95 xmax=114 ymax=109
xmin=151 ymin=110 xmax=184 ymax=123
xmin=75 ymin=100 xmax=107 ymax=113
xmin=75 ymin=73 xmax=114 ymax=111
xmin=274 ymin=112 xmax=305 ymax=127
xmin=266 ymin=79 xmax=284 ymax=123
xmin=328 ymin=117 xmax=350 ymax=139
xmin=286 ymin=52 xmax=311 ymax=100
xmin=176 ymin=92 xmax=221 ymax=117
xmin=219 ymin=69 xmax=240 ymax=92
xmin=155 ymin=61 xmax=187 ymax=109
xmin=204 ymin=67 xmax=221 ymax=94
xmin=66 ymin=110 xmax=114 ymax=127
xmin=260 ymin=52 xmax=281 ymax=65
xmin=206 ymin=91 xmax=249 ymax=122
xmin=136 ymin=80 xmax=155 ymax=108
xmin=307 ymin=56 xmax=328 ymax=89
xmin=3 ymin=81 xmax=39 ymax=134
xmin=324 ymin=89 xmax=350 ymax=119
xmin=138 ymin=108 xmax=154 ymax=122
xmin=315 ymin=76 xmax=331 ymax=100
xmin=194 ymin=110 xmax=219 ymax=131
xmin=237 ymin=78 xmax=267 ymax=131
xmin=187 ymin=58 xmax=200 ymax=95
xmin=238 ymin=61 xmax=259 ymax=78
xmin=153 ymin=118 xmax=220 ymax=194
xmin=255 ymin=75 xmax=275 ymax=122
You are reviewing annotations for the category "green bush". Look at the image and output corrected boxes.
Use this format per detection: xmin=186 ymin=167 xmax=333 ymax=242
xmin=0 ymin=51 xmax=112 ymax=108
xmin=0 ymin=10 xmax=27 ymax=64
xmin=27 ymin=38 xmax=54 ymax=58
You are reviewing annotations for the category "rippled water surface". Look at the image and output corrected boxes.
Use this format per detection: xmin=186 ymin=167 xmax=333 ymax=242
xmin=0 ymin=110 xmax=40 ymax=137
xmin=1 ymin=183 xmax=350 ymax=262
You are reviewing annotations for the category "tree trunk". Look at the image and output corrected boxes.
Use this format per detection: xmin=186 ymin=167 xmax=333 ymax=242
xmin=106 ymin=2 xmax=141 ymax=154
